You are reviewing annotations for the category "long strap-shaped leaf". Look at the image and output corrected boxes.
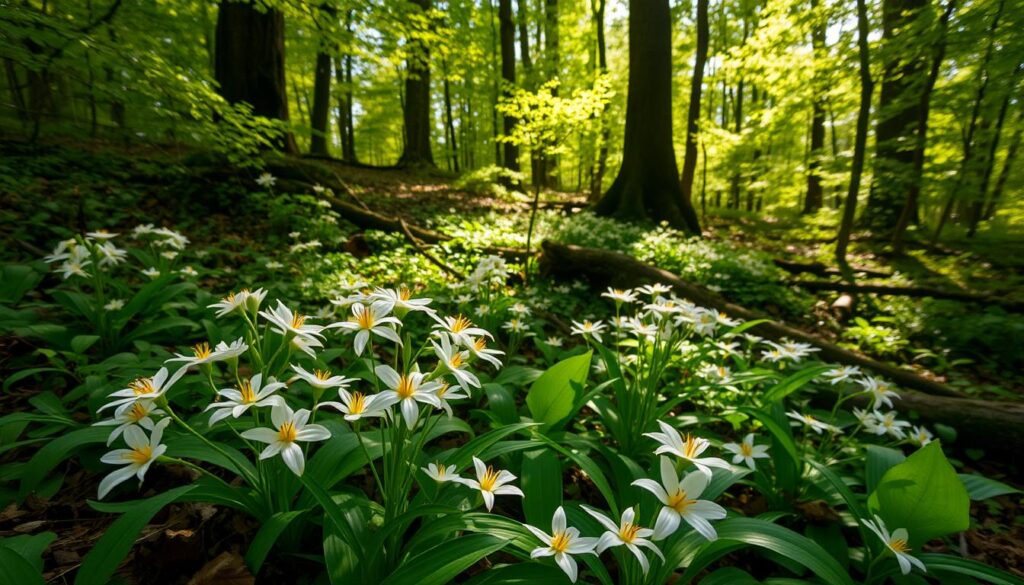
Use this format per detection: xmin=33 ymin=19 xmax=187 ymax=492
xmin=383 ymin=533 xmax=508 ymax=585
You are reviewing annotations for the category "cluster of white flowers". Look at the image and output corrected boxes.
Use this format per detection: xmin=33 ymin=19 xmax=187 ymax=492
xmin=464 ymin=255 xmax=510 ymax=292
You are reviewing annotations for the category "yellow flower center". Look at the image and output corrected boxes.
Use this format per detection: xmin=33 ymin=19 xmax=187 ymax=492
xmin=291 ymin=313 xmax=307 ymax=329
xmin=550 ymin=531 xmax=572 ymax=553
xmin=473 ymin=338 xmax=487 ymax=352
xmin=889 ymin=538 xmax=910 ymax=553
xmin=618 ymin=523 xmax=642 ymax=544
xmin=277 ymin=421 xmax=298 ymax=443
xmin=193 ymin=342 xmax=212 ymax=359
xmin=583 ymin=320 xmax=593 ymax=329
xmin=348 ymin=392 xmax=367 ymax=414
xmin=397 ymin=376 xmax=416 ymax=399
xmin=353 ymin=308 xmax=375 ymax=329
xmin=434 ymin=462 xmax=447 ymax=478
xmin=399 ymin=286 xmax=412 ymax=301
xmin=667 ymin=489 xmax=697 ymax=514
xmin=437 ymin=383 xmax=450 ymax=399
xmin=128 ymin=403 xmax=149 ymax=422
xmin=479 ymin=466 xmax=499 ymax=492
xmin=449 ymin=352 xmax=464 ymax=370
xmin=314 ymin=369 xmax=332 ymax=381
xmin=804 ymin=415 xmax=817 ymax=424
xmin=124 ymin=445 xmax=153 ymax=465
xmin=740 ymin=442 xmax=754 ymax=457
xmin=682 ymin=434 xmax=703 ymax=459
xmin=450 ymin=315 xmax=473 ymax=333
xmin=129 ymin=378 xmax=155 ymax=395
xmin=239 ymin=379 xmax=257 ymax=403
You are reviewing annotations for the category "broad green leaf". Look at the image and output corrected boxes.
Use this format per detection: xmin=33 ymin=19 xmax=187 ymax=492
xmin=526 ymin=350 xmax=591 ymax=428
xmin=0 ymin=548 xmax=44 ymax=585
xmin=20 ymin=425 xmax=108 ymax=497
xmin=0 ymin=532 xmax=56 ymax=573
xmin=384 ymin=533 xmax=508 ymax=585
xmin=699 ymin=567 xmax=760 ymax=585
xmin=917 ymin=553 xmax=1024 ymax=585
xmin=463 ymin=562 xmax=572 ymax=584
xmin=71 ymin=334 xmax=101 ymax=354
xmin=245 ymin=509 xmax=308 ymax=573
xmin=958 ymin=474 xmax=1020 ymax=501
xmin=76 ymin=485 xmax=196 ymax=585
xmin=761 ymin=364 xmax=833 ymax=403
xmin=521 ymin=448 xmax=562 ymax=526
xmin=866 ymin=445 xmax=905 ymax=493
xmin=868 ymin=442 xmax=970 ymax=545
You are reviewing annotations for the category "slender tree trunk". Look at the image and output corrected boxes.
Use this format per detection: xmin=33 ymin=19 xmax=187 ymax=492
xmin=891 ymin=0 xmax=956 ymax=252
xmin=310 ymin=48 xmax=332 ymax=156
xmin=542 ymin=0 xmax=560 ymax=188
xmin=399 ymin=0 xmax=435 ymax=167
xmin=593 ymin=0 xmax=701 ymax=234
xmin=589 ymin=0 xmax=609 ymax=201
xmin=967 ymin=69 xmax=1017 ymax=236
xmin=680 ymin=0 xmax=710 ymax=228
xmin=803 ymin=0 xmax=827 ymax=214
xmin=983 ymin=110 xmax=1021 ymax=220
xmin=729 ymin=19 xmax=748 ymax=210
xmin=215 ymin=1 xmax=297 ymax=153
xmin=487 ymin=0 xmax=502 ymax=166
xmin=498 ymin=0 xmax=520 ymax=177
xmin=4 ymin=59 xmax=28 ymax=125
xmin=442 ymin=58 xmax=460 ymax=173
xmin=836 ymin=0 xmax=873 ymax=264
xmin=931 ymin=0 xmax=1004 ymax=245
xmin=517 ymin=0 xmax=533 ymax=79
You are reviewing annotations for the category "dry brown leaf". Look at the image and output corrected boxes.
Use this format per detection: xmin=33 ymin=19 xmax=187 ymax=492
xmin=187 ymin=552 xmax=254 ymax=585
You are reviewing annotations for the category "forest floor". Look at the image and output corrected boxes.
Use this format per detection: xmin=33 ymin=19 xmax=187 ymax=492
xmin=2 ymin=138 xmax=1023 ymax=582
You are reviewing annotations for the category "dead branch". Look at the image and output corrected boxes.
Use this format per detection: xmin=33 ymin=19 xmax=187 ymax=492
xmin=790 ymin=280 xmax=1024 ymax=313
xmin=398 ymin=219 xmax=466 ymax=280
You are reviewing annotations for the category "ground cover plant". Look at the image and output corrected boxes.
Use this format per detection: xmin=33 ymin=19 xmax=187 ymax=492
xmin=3 ymin=0 xmax=1024 ymax=582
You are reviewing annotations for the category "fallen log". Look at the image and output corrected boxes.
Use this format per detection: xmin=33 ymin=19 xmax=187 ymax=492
xmin=791 ymin=280 xmax=1024 ymax=313
xmin=539 ymin=241 xmax=962 ymax=399
xmin=398 ymin=219 xmax=466 ymax=280
xmin=539 ymin=241 xmax=1024 ymax=454
xmin=773 ymin=258 xmax=891 ymax=279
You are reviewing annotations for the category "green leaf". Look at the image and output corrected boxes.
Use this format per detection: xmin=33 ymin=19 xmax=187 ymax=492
xmin=699 ymin=567 xmax=760 ymax=585
xmin=384 ymin=533 xmax=508 ymax=585
xmin=868 ymin=442 xmax=970 ymax=545
xmin=866 ymin=445 xmax=905 ymax=493
xmin=520 ymin=448 xmax=562 ymax=527
xmin=71 ymin=334 xmax=101 ymax=354
xmin=0 ymin=532 xmax=56 ymax=573
xmin=526 ymin=350 xmax=591 ymax=428
xmin=918 ymin=553 xmax=1024 ymax=585
xmin=678 ymin=517 xmax=856 ymax=585
xmin=761 ymin=364 xmax=833 ymax=403
xmin=463 ymin=562 xmax=571 ymax=585
xmin=245 ymin=509 xmax=308 ymax=573
xmin=75 ymin=485 xmax=196 ymax=585
xmin=0 ymin=548 xmax=44 ymax=585
xmin=958 ymin=474 xmax=1020 ymax=501
xmin=20 ymin=425 xmax=108 ymax=497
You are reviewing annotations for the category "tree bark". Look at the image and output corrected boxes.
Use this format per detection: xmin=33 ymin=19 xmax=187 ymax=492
xmin=891 ymin=0 xmax=956 ymax=253
xmin=862 ymin=0 xmax=928 ymax=231
xmin=517 ymin=0 xmax=534 ymax=76
xmin=399 ymin=0 xmax=435 ymax=167
xmin=310 ymin=48 xmax=333 ymax=156
xmin=214 ymin=1 xmax=297 ymax=153
xmin=499 ymin=0 xmax=520 ymax=176
xmin=983 ymin=108 xmax=1022 ymax=220
xmin=593 ymin=0 xmax=701 ymax=235
xmin=803 ymin=0 xmax=826 ymax=214
xmin=836 ymin=0 xmax=873 ymax=264
xmin=588 ymin=0 xmax=610 ymax=202
xmin=542 ymin=0 xmax=560 ymax=188
xmin=680 ymin=0 xmax=710 ymax=225
xmin=967 ymin=65 xmax=1020 ymax=236
xmin=442 ymin=58 xmax=460 ymax=173
xmin=789 ymin=280 xmax=1024 ymax=313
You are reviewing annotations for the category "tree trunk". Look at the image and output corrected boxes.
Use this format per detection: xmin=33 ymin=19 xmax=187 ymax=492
xmin=931 ymin=0 xmax=1005 ymax=245
xmin=679 ymin=0 xmax=709 ymax=230
xmin=836 ymin=0 xmax=873 ymax=264
xmin=967 ymin=65 xmax=1019 ymax=236
xmin=593 ymin=0 xmax=701 ymax=235
xmin=589 ymin=0 xmax=610 ymax=202
xmin=498 ymin=0 xmax=520 ymax=177
xmin=399 ymin=0 xmax=435 ymax=167
xmin=310 ymin=48 xmax=332 ymax=156
xmin=542 ymin=0 xmax=560 ymax=188
xmin=442 ymin=58 xmax=460 ymax=173
xmin=803 ymin=0 xmax=826 ymax=214
xmin=517 ymin=0 xmax=533 ymax=77
xmin=983 ymin=108 xmax=1021 ymax=220
xmin=862 ymin=0 xmax=928 ymax=231
xmin=214 ymin=1 xmax=297 ymax=153
xmin=891 ymin=0 xmax=956 ymax=253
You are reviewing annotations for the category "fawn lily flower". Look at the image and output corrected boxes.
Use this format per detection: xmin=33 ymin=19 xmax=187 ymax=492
xmin=255 ymin=172 xmax=276 ymax=187
xmin=241 ymin=404 xmax=330 ymax=476
xmin=544 ymin=336 xmax=564 ymax=347
xmin=853 ymin=407 xmax=879 ymax=427
xmin=423 ymin=462 xmax=460 ymax=483
xmin=374 ymin=365 xmax=441 ymax=429
xmin=208 ymin=288 xmax=259 ymax=317
xmin=98 ymin=418 xmax=170 ymax=499
xmin=104 ymin=299 xmax=125 ymax=311
xmin=318 ymin=389 xmax=395 ymax=421
xmin=633 ymin=457 xmax=727 ymax=541
xmin=869 ymin=410 xmax=912 ymax=439
xmin=86 ymin=229 xmax=119 ymax=240
xmin=456 ymin=456 xmax=524 ymax=511
xmin=94 ymin=400 xmax=165 ymax=446
xmin=369 ymin=286 xmax=433 ymax=316
xmin=787 ymin=411 xmax=842 ymax=435
xmin=823 ymin=365 xmax=861 ymax=384
xmin=290 ymin=365 xmax=356 ymax=391
xmin=43 ymin=239 xmax=77 ymax=263
xmin=166 ymin=341 xmax=225 ymax=368
xmin=205 ymin=374 xmax=286 ymax=426
xmin=570 ymin=319 xmax=606 ymax=343
xmin=290 ymin=334 xmax=324 ymax=358
xmin=723 ymin=433 xmax=770 ymax=470
xmin=858 ymin=377 xmax=900 ymax=409
xmin=213 ymin=338 xmax=249 ymax=361
xmin=583 ymin=506 xmax=663 ymax=575
xmin=96 ymin=242 xmax=127 ymax=267
xmin=602 ymin=287 xmax=638 ymax=304
xmin=329 ymin=302 xmax=403 ymax=355
xmin=100 ymin=367 xmax=187 ymax=412
xmin=432 ymin=314 xmax=492 ymax=347
xmin=466 ymin=336 xmax=504 ymax=368
xmin=59 ymin=259 xmax=92 ymax=279
xmin=524 ymin=507 xmax=598 ymax=583
xmin=909 ymin=425 xmax=933 ymax=447
xmin=434 ymin=382 xmax=469 ymax=418
xmin=644 ymin=420 xmax=731 ymax=477
xmin=862 ymin=515 xmax=926 ymax=575
xmin=260 ymin=300 xmax=325 ymax=342
xmin=636 ymin=283 xmax=672 ymax=297
xmin=432 ymin=334 xmax=480 ymax=391
xmin=141 ymin=267 xmax=160 ymax=279
xmin=508 ymin=302 xmax=532 ymax=316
